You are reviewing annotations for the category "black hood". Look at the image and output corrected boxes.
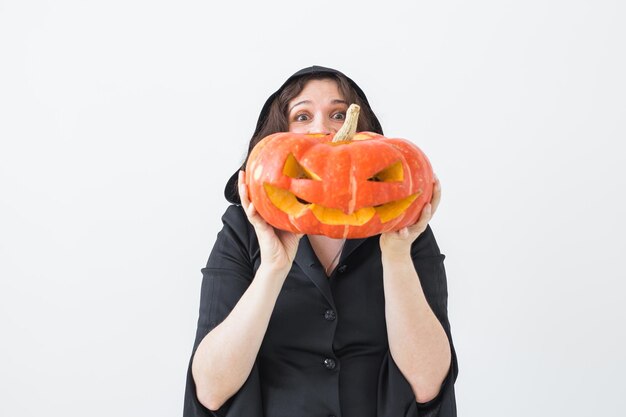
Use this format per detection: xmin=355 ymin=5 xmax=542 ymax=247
xmin=224 ymin=65 xmax=383 ymax=204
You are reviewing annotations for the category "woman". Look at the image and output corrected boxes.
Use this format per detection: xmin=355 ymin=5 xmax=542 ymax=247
xmin=184 ymin=66 xmax=458 ymax=417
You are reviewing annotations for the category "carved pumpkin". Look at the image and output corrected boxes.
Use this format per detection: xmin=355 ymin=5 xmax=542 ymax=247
xmin=245 ymin=104 xmax=434 ymax=239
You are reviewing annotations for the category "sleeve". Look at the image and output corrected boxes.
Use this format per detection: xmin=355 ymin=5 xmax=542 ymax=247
xmin=376 ymin=224 xmax=458 ymax=417
xmin=411 ymin=224 xmax=458 ymax=416
xmin=183 ymin=205 xmax=264 ymax=417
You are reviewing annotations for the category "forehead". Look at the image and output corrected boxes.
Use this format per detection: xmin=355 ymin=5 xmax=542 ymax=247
xmin=290 ymin=78 xmax=345 ymax=104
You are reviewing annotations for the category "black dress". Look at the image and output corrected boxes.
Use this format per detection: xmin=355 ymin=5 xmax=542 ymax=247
xmin=183 ymin=205 xmax=458 ymax=417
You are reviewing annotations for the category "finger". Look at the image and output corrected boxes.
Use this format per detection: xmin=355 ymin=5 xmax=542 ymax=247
xmin=277 ymin=229 xmax=303 ymax=245
xmin=238 ymin=171 xmax=251 ymax=208
xmin=245 ymin=201 xmax=257 ymax=218
xmin=387 ymin=226 xmax=410 ymax=240
xmin=409 ymin=203 xmax=431 ymax=233
xmin=245 ymin=201 xmax=272 ymax=233
xmin=430 ymin=175 xmax=441 ymax=215
xmin=239 ymin=179 xmax=258 ymax=222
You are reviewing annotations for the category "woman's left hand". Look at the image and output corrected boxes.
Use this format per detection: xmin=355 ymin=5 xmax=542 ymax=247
xmin=379 ymin=174 xmax=441 ymax=253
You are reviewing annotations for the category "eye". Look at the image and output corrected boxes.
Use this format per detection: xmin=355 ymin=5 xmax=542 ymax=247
xmin=331 ymin=111 xmax=346 ymax=121
xmin=283 ymin=154 xmax=322 ymax=180
xmin=294 ymin=113 xmax=310 ymax=122
xmin=367 ymin=161 xmax=404 ymax=182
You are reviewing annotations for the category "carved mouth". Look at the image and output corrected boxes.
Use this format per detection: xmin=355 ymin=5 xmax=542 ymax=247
xmin=263 ymin=183 xmax=420 ymax=225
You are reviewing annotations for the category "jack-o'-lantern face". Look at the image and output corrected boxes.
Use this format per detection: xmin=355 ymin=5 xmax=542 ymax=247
xmin=245 ymin=127 xmax=434 ymax=239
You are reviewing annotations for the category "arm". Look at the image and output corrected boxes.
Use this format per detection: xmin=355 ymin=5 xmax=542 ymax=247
xmin=191 ymin=172 xmax=302 ymax=411
xmin=381 ymin=242 xmax=452 ymax=403
xmin=192 ymin=263 xmax=289 ymax=410
xmin=380 ymin=176 xmax=453 ymax=404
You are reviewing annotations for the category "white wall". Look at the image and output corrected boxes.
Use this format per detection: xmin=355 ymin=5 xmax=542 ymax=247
xmin=1 ymin=1 xmax=624 ymax=416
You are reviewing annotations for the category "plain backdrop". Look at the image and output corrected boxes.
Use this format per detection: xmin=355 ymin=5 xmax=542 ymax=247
xmin=1 ymin=1 xmax=625 ymax=416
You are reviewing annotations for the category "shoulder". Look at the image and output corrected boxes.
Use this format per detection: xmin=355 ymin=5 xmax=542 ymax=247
xmin=221 ymin=204 xmax=247 ymax=228
xmin=216 ymin=204 xmax=259 ymax=255
xmin=206 ymin=205 xmax=259 ymax=271
xmin=411 ymin=224 xmax=445 ymax=260
xmin=218 ymin=204 xmax=256 ymax=238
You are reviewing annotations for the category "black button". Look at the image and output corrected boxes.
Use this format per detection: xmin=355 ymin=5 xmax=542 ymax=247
xmin=324 ymin=309 xmax=336 ymax=321
xmin=323 ymin=358 xmax=336 ymax=370
xmin=337 ymin=264 xmax=347 ymax=274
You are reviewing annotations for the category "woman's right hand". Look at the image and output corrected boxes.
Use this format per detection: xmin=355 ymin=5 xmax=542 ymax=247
xmin=238 ymin=171 xmax=303 ymax=272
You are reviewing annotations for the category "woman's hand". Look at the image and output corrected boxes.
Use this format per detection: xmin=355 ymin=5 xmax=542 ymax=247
xmin=238 ymin=171 xmax=303 ymax=272
xmin=379 ymin=174 xmax=441 ymax=255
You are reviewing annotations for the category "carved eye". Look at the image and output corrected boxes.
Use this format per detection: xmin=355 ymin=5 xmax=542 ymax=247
xmin=283 ymin=154 xmax=322 ymax=180
xmin=367 ymin=161 xmax=404 ymax=182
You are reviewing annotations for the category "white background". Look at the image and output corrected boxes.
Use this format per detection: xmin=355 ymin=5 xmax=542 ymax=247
xmin=1 ymin=1 xmax=625 ymax=416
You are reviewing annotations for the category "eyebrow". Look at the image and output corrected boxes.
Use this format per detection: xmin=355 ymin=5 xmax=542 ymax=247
xmin=288 ymin=99 xmax=348 ymax=114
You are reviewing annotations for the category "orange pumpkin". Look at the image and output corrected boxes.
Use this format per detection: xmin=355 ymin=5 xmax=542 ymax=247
xmin=245 ymin=105 xmax=434 ymax=239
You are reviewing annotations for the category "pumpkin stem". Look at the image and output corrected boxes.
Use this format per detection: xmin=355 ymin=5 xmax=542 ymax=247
xmin=332 ymin=104 xmax=360 ymax=142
